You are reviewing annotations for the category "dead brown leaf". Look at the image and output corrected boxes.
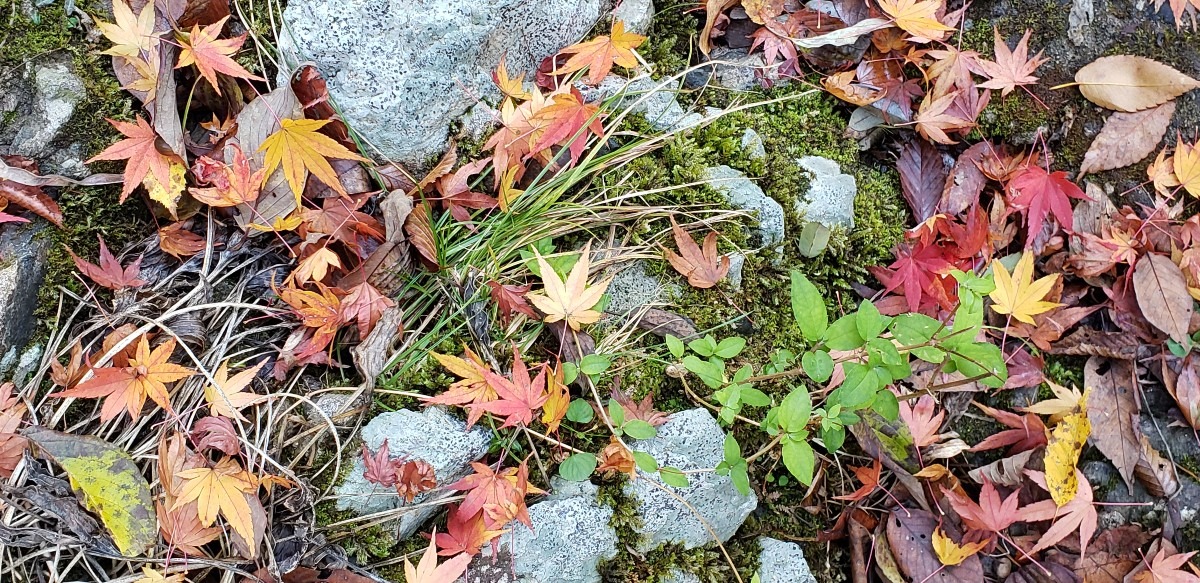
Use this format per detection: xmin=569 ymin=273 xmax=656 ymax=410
xmin=1079 ymin=102 xmax=1176 ymax=176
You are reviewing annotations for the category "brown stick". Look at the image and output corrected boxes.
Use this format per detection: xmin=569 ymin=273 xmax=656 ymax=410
xmin=849 ymin=516 xmax=871 ymax=583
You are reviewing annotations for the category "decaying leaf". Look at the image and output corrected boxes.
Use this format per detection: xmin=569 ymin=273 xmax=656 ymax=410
xmin=1084 ymin=357 xmax=1141 ymax=491
xmin=1079 ymin=102 xmax=1176 ymax=176
xmin=1044 ymin=392 xmax=1091 ymax=506
xmin=662 ymin=218 xmax=730 ymax=289
xmin=1072 ymin=55 xmax=1200 ymax=112
xmin=1132 ymin=253 xmax=1194 ymax=343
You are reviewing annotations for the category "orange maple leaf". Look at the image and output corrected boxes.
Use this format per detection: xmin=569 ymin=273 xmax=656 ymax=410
xmin=553 ymin=20 xmax=646 ymax=85
xmin=278 ymin=282 xmax=343 ymax=352
xmin=877 ymin=0 xmax=953 ymax=42
xmin=86 ymin=116 xmax=177 ymax=202
xmin=435 ymin=504 xmax=505 ymax=556
xmin=541 ymin=362 xmax=569 ymax=434
xmin=172 ymin=456 xmax=259 ymax=551
xmin=0 ymin=383 xmax=27 ymax=478
xmin=69 ymin=235 xmax=147 ymax=290
xmin=51 ymin=335 xmax=195 ymax=422
xmin=190 ymin=144 xmax=266 ymax=207
xmin=469 ymin=345 xmax=549 ymax=429
xmin=493 ymin=55 xmax=532 ymax=101
xmin=158 ymin=222 xmax=207 ymax=259
xmin=450 ymin=459 xmax=546 ymax=530
xmin=339 ymin=281 xmax=395 ymax=340
xmin=530 ymin=88 xmax=605 ymax=165
xmin=662 ymin=217 xmax=730 ymax=289
xmin=406 ymin=530 xmax=472 ymax=583
xmin=175 ymin=15 xmax=264 ymax=94
xmin=425 ymin=347 xmax=497 ymax=428
xmin=976 ymin=28 xmax=1047 ymax=96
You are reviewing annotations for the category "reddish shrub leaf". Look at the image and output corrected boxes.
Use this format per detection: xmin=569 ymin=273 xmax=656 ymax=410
xmin=896 ymin=139 xmax=946 ymax=223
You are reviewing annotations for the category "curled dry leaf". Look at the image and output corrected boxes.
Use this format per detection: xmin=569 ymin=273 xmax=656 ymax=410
xmin=662 ymin=218 xmax=730 ymax=289
xmin=1072 ymin=55 xmax=1200 ymax=112
xmin=1079 ymin=101 xmax=1176 ymax=176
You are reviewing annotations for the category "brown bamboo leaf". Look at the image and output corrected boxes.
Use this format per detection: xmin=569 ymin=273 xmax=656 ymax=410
xmin=1131 ymin=253 xmax=1193 ymax=343
xmin=897 ymin=139 xmax=946 ymax=223
xmin=1084 ymin=357 xmax=1141 ymax=490
xmin=940 ymin=141 xmax=989 ymax=216
xmin=1079 ymin=102 xmax=1175 ymax=176
xmin=1134 ymin=434 xmax=1179 ymax=498
xmin=1163 ymin=353 xmax=1200 ymax=429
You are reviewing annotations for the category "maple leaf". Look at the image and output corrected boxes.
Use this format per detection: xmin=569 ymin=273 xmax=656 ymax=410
xmin=301 ymin=192 xmax=385 ymax=249
xmin=436 ymin=504 xmax=505 ymax=556
xmin=157 ymin=500 xmax=221 ymax=556
xmin=424 ymin=347 xmax=496 ymax=428
xmin=340 ymin=282 xmax=395 ymax=340
xmin=1022 ymin=381 xmax=1087 ymax=417
xmin=969 ymin=402 xmax=1047 ymax=454
xmin=493 ymin=55 xmax=532 ymax=101
xmin=834 ymin=459 xmax=881 ymax=501
xmin=158 ymin=223 xmax=207 ymax=259
xmin=530 ymin=88 xmax=605 ymax=165
xmin=1024 ymin=469 xmax=1098 ymax=557
xmin=204 ymin=360 xmax=266 ymax=422
xmin=190 ymin=145 xmax=266 ymax=207
xmin=1007 ymin=164 xmax=1090 ymax=247
xmin=0 ymin=383 xmax=28 ymax=478
xmin=541 ymin=363 xmax=569 ymax=434
xmin=925 ymin=45 xmax=985 ymax=97
xmin=943 ymin=478 xmax=1023 ymax=534
xmin=610 ymin=385 xmax=670 ymax=426
xmin=450 ymin=459 xmax=545 ymax=530
xmin=175 ymin=16 xmax=264 ymax=94
xmin=914 ymin=89 xmax=976 ymax=144
xmin=259 ymin=118 xmax=370 ymax=202
xmin=877 ymin=0 xmax=953 ymax=42
xmin=470 ymin=345 xmax=549 ymax=428
xmin=1135 ymin=544 xmax=1200 ymax=583
xmin=988 ymin=252 xmax=1062 ymax=324
xmin=976 ymin=28 xmax=1048 ymax=96
xmin=433 ymin=159 xmax=498 ymax=223
xmin=68 ymin=236 xmax=147 ymax=290
xmin=87 ymin=116 xmax=176 ymax=202
xmin=750 ymin=26 xmax=801 ymax=75
xmin=405 ymin=530 xmax=472 ymax=583
xmin=193 ymin=415 xmax=241 ymax=456
xmin=173 ymin=456 xmax=258 ymax=550
xmin=97 ymin=0 xmax=159 ymax=58
xmin=898 ymin=393 xmax=944 ymax=448
xmin=133 ymin=566 xmax=184 ymax=583
xmin=51 ymin=336 xmax=194 ymax=422
xmin=291 ymin=245 xmax=342 ymax=284
xmin=870 ymin=241 xmax=956 ymax=312
xmin=527 ymin=241 xmax=611 ymax=331
xmin=277 ymin=282 xmax=342 ymax=355
xmin=362 ymin=439 xmax=399 ymax=486
xmin=554 ymin=20 xmax=646 ymax=85
xmin=486 ymin=280 xmax=539 ymax=326
xmin=1175 ymin=138 xmax=1200 ymax=198
xmin=394 ymin=458 xmax=437 ymax=503
xmin=663 ymin=218 xmax=730 ymax=289
xmin=932 ymin=527 xmax=988 ymax=566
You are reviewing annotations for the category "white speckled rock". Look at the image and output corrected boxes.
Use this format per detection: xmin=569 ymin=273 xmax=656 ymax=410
xmin=660 ymin=571 xmax=702 ymax=583
xmin=740 ymin=128 xmax=766 ymax=160
xmin=626 ymin=409 xmax=758 ymax=550
xmin=605 ymin=260 xmax=679 ymax=314
xmin=578 ymin=75 xmax=689 ymax=131
xmin=610 ymin=0 xmax=654 ymax=34
xmin=795 ymin=156 xmax=856 ymax=229
xmin=757 ymin=537 xmax=818 ymax=583
xmin=280 ymin=0 xmax=606 ymax=165
xmin=335 ymin=408 xmax=491 ymax=538
xmin=703 ymin=165 xmax=784 ymax=250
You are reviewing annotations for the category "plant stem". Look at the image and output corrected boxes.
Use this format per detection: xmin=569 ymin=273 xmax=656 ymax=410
xmin=744 ymin=433 xmax=784 ymax=464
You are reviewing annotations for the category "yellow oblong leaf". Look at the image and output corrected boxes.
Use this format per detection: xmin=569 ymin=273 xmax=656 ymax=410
xmin=932 ymin=527 xmax=987 ymax=566
xmin=1045 ymin=391 xmax=1091 ymax=507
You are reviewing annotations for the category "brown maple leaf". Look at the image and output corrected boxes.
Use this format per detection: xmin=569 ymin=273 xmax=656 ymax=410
xmin=175 ymin=15 xmax=264 ymax=94
xmin=69 ymin=236 xmax=147 ymax=290
xmin=976 ymin=28 xmax=1047 ymax=96
xmin=340 ymin=281 xmax=395 ymax=340
xmin=596 ymin=436 xmax=636 ymax=477
xmin=662 ymin=218 xmax=730 ymax=289
xmin=0 ymin=383 xmax=27 ymax=478
xmin=51 ymin=335 xmax=195 ymax=422
xmin=486 ymin=280 xmax=539 ymax=326
xmin=158 ymin=222 xmax=207 ymax=259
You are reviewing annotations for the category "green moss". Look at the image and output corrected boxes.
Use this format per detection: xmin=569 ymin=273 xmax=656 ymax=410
xmin=640 ymin=4 xmax=701 ymax=77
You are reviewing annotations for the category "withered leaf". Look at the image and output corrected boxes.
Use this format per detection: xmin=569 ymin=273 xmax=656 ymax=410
xmin=1079 ymin=102 xmax=1175 ymax=176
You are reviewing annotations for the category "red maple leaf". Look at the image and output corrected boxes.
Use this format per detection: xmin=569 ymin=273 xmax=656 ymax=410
xmin=898 ymin=393 xmax=944 ymax=448
xmin=943 ymin=478 xmax=1024 ymax=535
xmin=68 ymin=236 xmax=147 ymax=290
xmin=450 ymin=459 xmax=545 ymax=530
xmin=86 ymin=116 xmax=177 ymax=202
xmin=834 ymin=459 xmax=881 ymax=501
xmin=362 ymin=439 xmax=400 ymax=487
xmin=969 ymin=403 xmax=1047 ymax=454
xmin=1024 ymin=470 xmax=1098 ymax=557
xmin=530 ymin=88 xmax=605 ymax=165
xmin=1007 ymin=164 xmax=1090 ymax=248
xmin=340 ymin=281 xmax=395 ymax=340
xmin=469 ymin=346 xmax=548 ymax=429
xmin=486 ymin=280 xmax=539 ymax=326
xmin=424 ymin=347 xmax=496 ymax=428
xmin=435 ymin=504 xmax=505 ymax=556
xmin=434 ymin=159 xmax=499 ymax=223
xmin=869 ymin=241 xmax=956 ymax=312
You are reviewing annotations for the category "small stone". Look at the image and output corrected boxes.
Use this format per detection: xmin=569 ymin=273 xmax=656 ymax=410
xmin=306 ymin=393 xmax=354 ymax=424
xmin=626 ymin=409 xmax=758 ymax=550
xmin=605 ymin=260 xmax=679 ymax=315
xmin=703 ymin=165 xmax=785 ymax=250
xmin=611 ymin=0 xmax=654 ymax=34
xmin=757 ymin=537 xmax=818 ymax=583
xmin=660 ymin=570 xmax=702 ymax=583
xmin=334 ymin=407 xmax=490 ymax=538
xmin=795 ymin=156 xmax=856 ymax=229
xmin=0 ymin=54 xmax=87 ymax=175
xmin=740 ymin=128 xmax=766 ymax=160
xmin=460 ymin=102 xmax=500 ymax=142
xmin=0 ymin=222 xmax=52 ymax=362
xmin=706 ymin=47 xmax=786 ymax=91
xmin=726 ymin=252 xmax=746 ymax=290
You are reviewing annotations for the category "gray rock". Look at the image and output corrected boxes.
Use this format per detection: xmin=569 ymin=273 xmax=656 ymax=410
xmin=334 ymin=407 xmax=491 ymax=538
xmin=0 ymin=54 xmax=88 ymax=176
xmin=757 ymin=537 xmax=817 ymax=583
xmin=706 ymin=47 xmax=785 ymax=91
xmin=280 ymin=0 xmax=606 ymax=165
xmin=305 ymin=393 xmax=354 ymax=424
xmin=795 ymin=156 xmax=856 ymax=229
xmin=660 ymin=571 xmax=702 ymax=583
xmin=626 ymin=409 xmax=758 ymax=550
xmin=0 ymin=222 xmax=52 ymax=365
xmin=703 ymin=165 xmax=784 ymax=250
xmin=605 ymin=260 xmax=679 ymax=314
xmin=460 ymin=102 xmax=501 ymax=143
xmin=579 ymin=75 xmax=688 ymax=132
xmin=740 ymin=128 xmax=766 ymax=160
xmin=460 ymin=480 xmax=616 ymax=583
xmin=610 ymin=0 xmax=654 ymax=34
xmin=726 ymin=252 xmax=746 ymax=291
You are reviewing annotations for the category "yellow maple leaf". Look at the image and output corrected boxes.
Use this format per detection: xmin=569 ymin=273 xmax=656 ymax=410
xmin=554 ymin=20 xmax=647 ymax=85
xmin=1045 ymin=390 xmax=1090 ymax=507
xmin=498 ymin=164 xmax=525 ymax=212
xmin=1021 ymin=380 xmax=1086 ymax=417
xmin=1148 ymin=148 xmax=1182 ymax=197
xmin=493 ymin=55 xmax=532 ymax=102
xmin=133 ymin=567 xmax=185 ymax=583
xmin=172 ymin=456 xmax=258 ymax=551
xmin=988 ymin=252 xmax=1062 ymax=324
xmin=143 ymin=159 xmax=188 ymax=218
xmin=259 ymin=118 xmax=370 ymax=203
xmin=541 ymin=363 xmax=569 ymax=434
xmin=1174 ymin=138 xmax=1200 ymax=198
xmin=248 ymin=212 xmax=304 ymax=233
xmin=204 ymin=360 xmax=266 ymax=422
xmin=526 ymin=241 xmax=611 ymax=331
xmin=932 ymin=527 xmax=987 ymax=566
xmin=877 ymin=0 xmax=953 ymax=42
xmin=97 ymin=0 xmax=159 ymax=58
xmin=292 ymin=246 xmax=342 ymax=284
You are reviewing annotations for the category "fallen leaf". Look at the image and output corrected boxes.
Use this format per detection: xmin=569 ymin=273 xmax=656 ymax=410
xmin=876 ymin=0 xmax=953 ymax=42
xmin=339 ymin=282 xmax=394 ymax=340
xmin=662 ymin=218 xmax=730 ymax=289
xmin=1085 ymin=357 xmax=1141 ymax=491
xmin=190 ymin=144 xmax=266 ymax=207
xmin=204 ymin=360 xmax=266 ymax=422
xmin=469 ymin=345 xmax=548 ymax=428
xmin=1077 ymin=524 xmax=1151 ymax=583
xmin=87 ymin=116 xmax=177 ymax=202
xmin=1073 ymin=55 xmax=1200 ymax=112
xmin=450 ymin=459 xmax=544 ymax=530
xmin=133 ymin=567 xmax=184 ymax=583
xmin=967 ymin=449 xmax=1036 ymax=487
xmin=896 ymin=139 xmax=946 ymax=223
xmin=596 ymin=435 xmax=636 ymax=476
xmin=175 ymin=15 xmax=263 ymax=94
xmin=435 ymin=504 xmax=504 ymax=556
xmin=1130 ymin=539 xmax=1200 ymax=583
xmin=424 ymin=347 xmax=497 ymax=427
xmin=898 ymin=393 xmax=944 ymax=448
xmin=1022 ymin=380 xmax=1087 ymax=417
xmin=1024 ymin=469 xmax=1098 ymax=557
xmin=51 ymin=335 xmax=194 ymax=422
xmin=97 ymin=0 xmax=159 ymax=58
xmin=1079 ymin=102 xmax=1175 ymax=176
xmin=976 ymin=28 xmax=1047 ymax=96
xmin=970 ymin=402 xmax=1047 ymax=454
xmin=259 ymin=118 xmax=370 ymax=202
xmin=1175 ymin=138 xmax=1200 ymax=198
xmin=172 ymin=456 xmax=258 ymax=550
xmin=1007 ymin=164 xmax=1090 ymax=247
xmin=1132 ymin=253 xmax=1193 ymax=343
xmin=158 ymin=222 xmax=207 ymax=258
xmin=886 ymin=508 xmax=983 ymax=581
xmin=193 ymin=415 xmax=241 ymax=456
xmin=834 ymin=459 xmax=882 ymax=501
xmin=932 ymin=527 xmax=987 ymax=566
xmin=553 ymin=20 xmax=646 ymax=85
xmin=486 ymin=281 xmax=538 ymax=326
xmin=527 ymin=241 xmax=610 ymax=331
xmin=24 ymin=427 xmax=157 ymax=557
xmin=529 ymin=88 xmax=605 ymax=165
xmin=988 ymin=252 xmax=1062 ymax=324
xmin=541 ymin=363 xmax=569 ymax=434
xmin=405 ymin=530 xmax=472 ymax=583
xmin=1045 ymin=394 xmax=1091 ymax=506
xmin=0 ymin=384 xmax=28 ymax=478
xmin=943 ymin=477 xmax=1024 ymax=534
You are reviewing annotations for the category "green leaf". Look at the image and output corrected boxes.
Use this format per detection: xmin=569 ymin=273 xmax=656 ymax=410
xmin=623 ymin=419 xmax=658 ymax=440
xmin=522 ymin=239 xmax=579 ymax=278
xmin=778 ymin=387 xmax=812 ymax=432
xmin=741 ymin=387 xmax=772 ymax=407
xmin=562 ymin=362 xmax=579 ymax=384
xmin=952 ymin=342 xmax=1008 ymax=388
xmin=714 ymin=337 xmax=747 ymax=359
xmin=566 ymin=398 xmax=594 ymax=423
xmin=890 ymin=313 xmax=941 ymax=344
xmin=666 ymin=335 xmax=685 ymax=359
xmin=579 ymin=354 xmax=611 ymax=376
xmin=790 ymin=271 xmax=828 ymax=342
xmin=24 ymin=428 xmax=156 ymax=557
xmin=682 ymin=355 xmax=726 ymax=388
xmin=723 ymin=433 xmax=741 ymax=464
xmin=838 ymin=363 xmax=879 ymax=410
xmin=733 ymin=364 xmax=753 ymax=383
xmin=801 ymin=350 xmax=833 ymax=383
xmin=659 ymin=466 xmax=690 ymax=488
xmin=731 ymin=464 xmax=751 ymax=495
xmin=781 ymin=438 xmax=815 ymax=485
xmin=559 ymin=452 xmax=597 ymax=481
xmin=608 ymin=399 xmax=627 ymax=427
xmin=821 ymin=425 xmax=846 ymax=452
xmin=688 ymin=335 xmax=718 ymax=357
xmin=824 ymin=313 xmax=865 ymax=351
xmin=872 ymin=389 xmax=900 ymax=421
xmin=855 ymin=300 xmax=888 ymax=341
xmin=797 ymin=221 xmax=832 ymax=258
xmin=633 ymin=451 xmax=658 ymax=473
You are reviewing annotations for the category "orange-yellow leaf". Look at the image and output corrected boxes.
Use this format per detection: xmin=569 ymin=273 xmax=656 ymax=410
xmin=988 ymin=252 xmax=1061 ymax=324
xmin=526 ymin=241 xmax=610 ymax=331
xmin=259 ymin=118 xmax=370 ymax=203
xmin=554 ymin=20 xmax=646 ymax=85
xmin=97 ymin=0 xmax=158 ymax=58
xmin=176 ymin=15 xmax=264 ymax=94
xmin=1174 ymin=138 xmax=1200 ymax=198
xmin=50 ymin=336 xmax=194 ymax=422
xmin=172 ymin=457 xmax=257 ymax=549
xmin=877 ymin=0 xmax=953 ymax=42
xmin=86 ymin=116 xmax=176 ymax=202
xmin=204 ymin=360 xmax=266 ymax=422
